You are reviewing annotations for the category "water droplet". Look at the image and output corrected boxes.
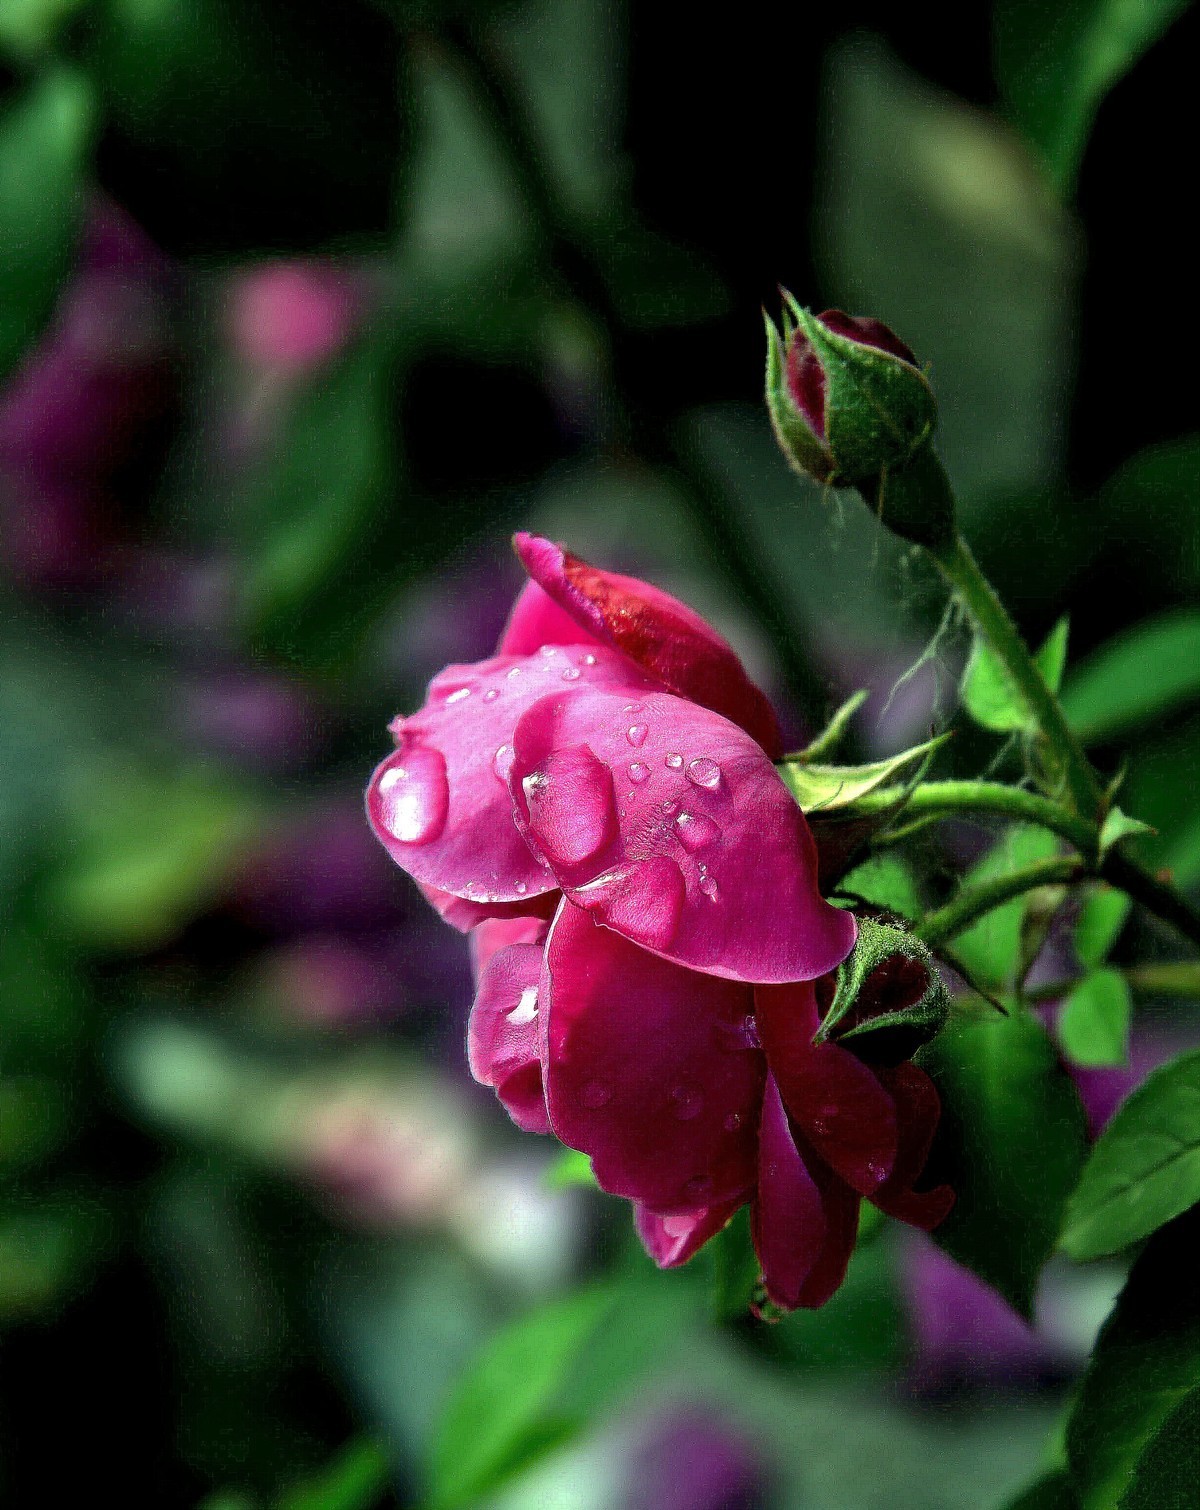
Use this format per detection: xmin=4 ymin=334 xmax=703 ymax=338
xmin=683 ymin=1174 xmax=713 ymax=1201
xmin=622 ymin=702 xmax=644 ymax=714
xmin=506 ymin=985 xmax=539 ymax=1025
xmin=742 ymin=1014 xmax=761 ymax=1049
xmin=445 ymin=686 xmax=472 ymax=704
xmin=577 ymin=854 xmax=685 ymax=951
xmin=699 ymin=875 xmax=720 ymax=902
xmin=671 ymin=1081 xmax=704 ymax=1120
xmin=811 ymin=1118 xmax=829 ymax=1137
xmin=674 ymin=811 xmax=721 ymax=851
xmin=665 ymin=751 xmax=684 ymax=769
xmin=866 ymin=1160 xmax=890 ymax=1185
xmin=373 ymin=747 xmax=449 ymax=845
xmin=582 ymin=653 xmax=597 ymax=666
xmin=628 ymin=761 xmax=650 ymax=784
xmin=539 ymin=645 xmax=557 ymax=657
xmin=661 ymin=799 xmax=678 ymax=814
xmin=686 ymin=757 xmax=721 ymax=790
xmin=493 ymin=744 xmax=515 ymax=782
xmin=482 ymin=687 xmax=500 ymax=702
xmin=724 ymin=1112 xmax=742 ymax=1132
xmin=626 ymin=724 xmax=648 ymax=747
xmin=523 ymin=744 xmax=618 ymax=870
xmin=506 ymin=666 xmax=522 ymax=680
xmin=515 ymin=881 xmax=527 ymax=895
xmin=582 ymin=1081 xmax=612 ymax=1109
xmin=561 ymin=667 xmax=581 ymax=681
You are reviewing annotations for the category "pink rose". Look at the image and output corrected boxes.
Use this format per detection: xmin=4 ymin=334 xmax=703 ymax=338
xmin=366 ymin=533 xmax=951 ymax=1309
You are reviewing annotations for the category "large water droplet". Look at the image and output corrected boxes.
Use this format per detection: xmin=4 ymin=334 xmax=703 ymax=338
xmin=628 ymin=761 xmax=650 ymax=784
xmin=665 ymin=751 xmax=684 ymax=769
xmin=686 ymin=757 xmax=721 ymax=790
xmin=493 ymin=744 xmax=515 ymax=782
xmin=373 ymin=747 xmax=449 ymax=845
xmin=506 ymin=985 xmax=539 ymax=1025
xmin=506 ymin=666 xmax=522 ymax=680
xmin=626 ymin=724 xmax=648 ymax=747
xmin=561 ymin=667 xmax=581 ymax=681
xmin=523 ymin=744 xmax=618 ymax=871
xmin=582 ymin=1081 xmax=612 ymax=1109
xmin=674 ymin=811 xmax=720 ymax=852
xmin=579 ymin=854 xmax=685 ymax=951
xmin=670 ymin=1081 xmax=704 ymax=1120
xmin=515 ymin=881 xmax=527 ymax=895
xmin=444 ymin=686 xmax=472 ymax=704
xmin=699 ymin=875 xmax=720 ymax=902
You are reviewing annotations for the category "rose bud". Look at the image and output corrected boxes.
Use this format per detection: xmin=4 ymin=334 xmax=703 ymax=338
xmin=814 ymin=917 xmax=950 ymax=1065
xmin=765 ymin=297 xmax=955 ymax=548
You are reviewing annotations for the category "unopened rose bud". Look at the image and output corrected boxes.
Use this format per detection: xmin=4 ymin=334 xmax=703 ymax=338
xmin=766 ymin=297 xmax=955 ymax=548
xmin=815 ymin=916 xmax=949 ymax=1064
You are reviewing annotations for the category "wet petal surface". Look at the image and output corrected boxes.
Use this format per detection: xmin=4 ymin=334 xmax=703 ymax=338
xmin=540 ymin=901 xmax=763 ymax=1212
xmin=513 ymin=532 xmax=782 ymax=755
xmin=509 ymin=688 xmax=856 ymax=982
xmin=367 ymin=647 xmax=652 ymax=907
xmin=468 ymin=938 xmax=551 ymax=1134
xmin=635 ymin=1199 xmax=744 ymax=1268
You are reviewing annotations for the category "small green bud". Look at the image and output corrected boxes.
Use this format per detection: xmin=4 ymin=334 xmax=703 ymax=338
xmin=816 ymin=917 xmax=949 ymax=1064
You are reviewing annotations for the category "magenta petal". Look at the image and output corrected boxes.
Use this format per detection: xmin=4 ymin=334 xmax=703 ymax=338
xmin=541 ymin=901 xmax=763 ymax=1212
xmin=635 ymin=1199 xmax=743 ymax=1268
xmin=469 ymin=914 xmax=549 ymax=986
xmin=468 ymin=939 xmax=551 ymax=1134
xmin=366 ymin=646 xmax=653 ymax=907
xmin=498 ymin=579 xmax=603 ymax=657
xmin=752 ymin=1076 xmax=860 ymax=1311
xmin=420 ymin=880 xmax=560 ymax=934
xmin=756 ymin=981 xmax=898 ymax=1194
xmin=509 ymin=688 xmax=856 ymax=983
xmin=513 ymin=533 xmax=782 ymax=756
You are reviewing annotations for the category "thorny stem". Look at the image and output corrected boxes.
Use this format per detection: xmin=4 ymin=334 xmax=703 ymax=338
xmin=918 ymin=857 xmax=1084 ymax=950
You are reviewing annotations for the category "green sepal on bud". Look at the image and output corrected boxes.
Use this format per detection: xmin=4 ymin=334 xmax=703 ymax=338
xmin=765 ymin=296 xmax=957 ymax=548
xmin=816 ymin=916 xmax=949 ymax=1064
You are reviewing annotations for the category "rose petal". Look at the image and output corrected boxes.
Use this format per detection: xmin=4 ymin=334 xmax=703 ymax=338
xmin=366 ymin=646 xmax=652 ymax=907
xmin=751 ymin=1075 xmax=860 ymax=1310
xmin=540 ymin=900 xmax=763 ymax=1212
xmin=755 ymin=980 xmax=898 ymax=1194
xmin=421 ymin=880 xmax=560 ymax=935
xmin=509 ymin=688 xmax=856 ymax=983
xmin=469 ymin=914 xmax=550 ymax=985
xmin=634 ymin=1199 xmax=743 ymax=1268
xmin=868 ymin=1061 xmax=954 ymax=1231
xmin=467 ymin=939 xmax=551 ymax=1134
xmin=513 ymin=533 xmax=782 ymax=756
xmin=498 ymin=579 xmax=604 ymax=657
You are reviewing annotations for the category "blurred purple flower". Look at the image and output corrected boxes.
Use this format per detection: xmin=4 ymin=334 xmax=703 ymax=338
xmin=0 ymin=197 xmax=176 ymax=587
xmin=621 ymin=1409 xmax=768 ymax=1510
xmin=181 ymin=670 xmax=322 ymax=771
xmin=248 ymin=934 xmax=402 ymax=1028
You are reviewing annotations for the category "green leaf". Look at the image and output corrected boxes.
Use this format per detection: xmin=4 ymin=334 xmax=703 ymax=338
xmin=1002 ymin=1470 xmax=1080 ymax=1510
xmin=1098 ymin=806 xmax=1155 ymax=858
xmin=1061 ymin=1049 xmax=1200 ymax=1260
xmin=0 ymin=1191 xmax=112 ymax=1323
xmin=275 ymin=1437 xmax=391 ymax=1510
xmin=796 ymin=690 xmax=869 ymax=764
xmin=1119 ymin=1384 xmax=1200 ymax=1510
xmin=429 ymin=1287 xmax=612 ymax=1509
xmin=542 ymin=1148 xmax=597 ymax=1190
xmin=0 ymin=0 xmax=88 ymax=61
xmin=1060 ymin=968 xmax=1132 ymax=1068
xmin=1062 ymin=611 xmax=1200 ymax=745
xmin=1075 ymin=884 xmax=1131 ymax=968
xmin=1065 ymin=1207 xmax=1200 ymax=1509
xmin=838 ymin=853 xmax=922 ymax=921
xmin=0 ymin=66 xmax=93 ymax=383
xmin=962 ymin=617 xmax=1069 ymax=734
xmin=995 ymin=0 xmax=1191 ymax=194
xmin=778 ymin=734 xmax=948 ymax=814
xmin=951 ymin=825 xmax=1061 ymax=990
xmin=705 ymin=1206 xmax=759 ymax=1322
xmin=923 ymin=1007 xmax=1087 ymax=1315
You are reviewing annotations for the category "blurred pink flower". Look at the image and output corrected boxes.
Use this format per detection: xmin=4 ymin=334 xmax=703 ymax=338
xmin=366 ymin=533 xmax=951 ymax=1310
xmin=225 ymin=260 xmax=364 ymax=374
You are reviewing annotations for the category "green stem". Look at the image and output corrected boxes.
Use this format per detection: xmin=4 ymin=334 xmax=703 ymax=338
xmin=859 ymin=778 xmax=1096 ymax=851
xmin=918 ymin=857 xmax=1083 ymax=949
xmin=926 ymin=528 xmax=1103 ymax=817
xmin=1123 ymin=961 xmax=1200 ymax=998
xmin=1100 ymin=850 xmax=1200 ymax=950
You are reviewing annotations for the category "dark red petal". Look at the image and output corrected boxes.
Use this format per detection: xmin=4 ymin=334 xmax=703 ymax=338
xmin=755 ymin=980 xmax=898 ymax=1194
xmin=540 ymin=900 xmax=763 ymax=1212
xmin=513 ymin=533 xmax=782 ymax=756
xmin=819 ymin=309 xmax=918 ymax=366
xmin=867 ymin=1061 xmax=954 ymax=1231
